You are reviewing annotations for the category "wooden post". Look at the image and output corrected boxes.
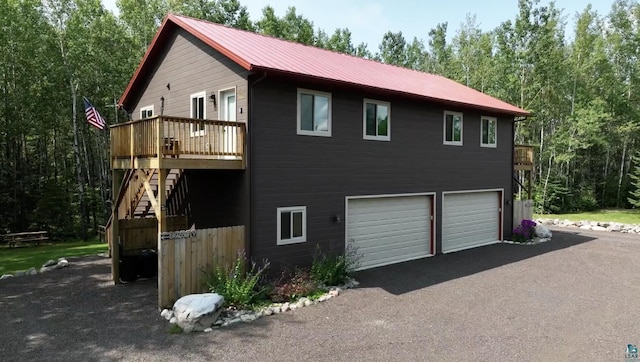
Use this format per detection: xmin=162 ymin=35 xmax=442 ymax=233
xmin=157 ymin=168 xmax=168 ymax=309
xmin=111 ymin=169 xmax=124 ymax=284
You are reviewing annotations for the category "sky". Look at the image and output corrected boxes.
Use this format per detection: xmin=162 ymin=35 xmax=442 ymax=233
xmin=102 ymin=0 xmax=616 ymax=49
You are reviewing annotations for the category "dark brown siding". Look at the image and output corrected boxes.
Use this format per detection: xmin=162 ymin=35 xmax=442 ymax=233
xmin=129 ymin=28 xmax=249 ymax=122
xmin=250 ymin=76 xmax=514 ymax=266
xmin=181 ymin=170 xmax=249 ymax=230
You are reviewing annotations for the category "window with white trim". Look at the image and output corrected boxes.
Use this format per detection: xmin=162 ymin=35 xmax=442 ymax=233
xmin=297 ymin=89 xmax=331 ymax=137
xmin=363 ymin=99 xmax=390 ymax=141
xmin=481 ymin=116 xmax=497 ymax=148
xmin=277 ymin=206 xmax=307 ymax=245
xmin=443 ymin=111 xmax=463 ymax=145
xmin=190 ymin=91 xmax=206 ymax=136
xmin=140 ymin=105 xmax=154 ymax=119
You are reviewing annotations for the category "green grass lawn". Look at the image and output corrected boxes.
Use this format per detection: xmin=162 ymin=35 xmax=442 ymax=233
xmin=0 ymin=240 xmax=108 ymax=275
xmin=535 ymin=209 xmax=640 ymax=225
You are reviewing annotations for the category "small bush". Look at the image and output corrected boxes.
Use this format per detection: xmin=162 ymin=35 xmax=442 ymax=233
xmin=204 ymin=251 xmax=269 ymax=308
xmin=513 ymin=219 xmax=537 ymax=243
xmin=311 ymin=243 xmax=360 ymax=286
xmin=267 ymin=268 xmax=318 ymax=303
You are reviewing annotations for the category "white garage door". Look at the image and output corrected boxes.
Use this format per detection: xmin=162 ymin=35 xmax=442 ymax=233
xmin=442 ymin=191 xmax=501 ymax=253
xmin=347 ymin=195 xmax=433 ymax=270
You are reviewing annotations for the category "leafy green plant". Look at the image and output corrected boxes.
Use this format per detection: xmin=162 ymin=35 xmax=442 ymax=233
xmin=267 ymin=268 xmax=318 ymax=303
xmin=310 ymin=243 xmax=360 ymax=286
xmin=204 ymin=251 xmax=270 ymax=308
xmin=168 ymin=324 xmax=183 ymax=334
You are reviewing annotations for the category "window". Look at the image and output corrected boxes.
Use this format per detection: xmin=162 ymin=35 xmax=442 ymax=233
xmin=297 ymin=89 xmax=331 ymax=137
xmin=481 ymin=116 xmax=497 ymax=148
xmin=443 ymin=111 xmax=463 ymax=145
xmin=363 ymin=99 xmax=390 ymax=141
xmin=277 ymin=206 xmax=307 ymax=245
xmin=190 ymin=91 xmax=206 ymax=136
xmin=140 ymin=105 xmax=153 ymax=119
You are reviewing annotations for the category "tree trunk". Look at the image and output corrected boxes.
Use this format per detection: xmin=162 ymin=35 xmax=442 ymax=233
xmin=617 ymin=141 xmax=627 ymax=208
xmin=71 ymin=81 xmax=88 ymax=241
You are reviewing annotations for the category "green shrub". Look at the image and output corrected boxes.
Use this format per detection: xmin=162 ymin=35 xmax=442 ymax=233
xmin=204 ymin=251 xmax=269 ymax=308
xmin=310 ymin=243 xmax=360 ymax=286
xmin=267 ymin=268 xmax=319 ymax=303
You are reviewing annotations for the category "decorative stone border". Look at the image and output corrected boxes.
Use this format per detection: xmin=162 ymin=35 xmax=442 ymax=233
xmin=503 ymin=237 xmax=551 ymax=245
xmin=0 ymin=257 xmax=69 ymax=280
xmin=161 ymin=278 xmax=359 ymax=332
xmin=536 ymin=218 xmax=636 ymax=233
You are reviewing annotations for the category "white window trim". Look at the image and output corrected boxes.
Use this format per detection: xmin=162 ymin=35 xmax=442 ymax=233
xmin=276 ymin=206 xmax=307 ymax=245
xmin=443 ymin=110 xmax=463 ymax=146
xmin=363 ymin=98 xmax=391 ymax=141
xmin=218 ymin=87 xmax=237 ymax=121
xmin=140 ymin=105 xmax=154 ymax=120
xmin=480 ymin=116 xmax=497 ymax=148
xmin=190 ymin=91 xmax=206 ymax=137
xmin=296 ymin=88 xmax=332 ymax=137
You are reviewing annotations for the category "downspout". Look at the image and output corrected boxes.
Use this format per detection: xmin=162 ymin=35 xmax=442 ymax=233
xmin=247 ymin=72 xmax=268 ymax=261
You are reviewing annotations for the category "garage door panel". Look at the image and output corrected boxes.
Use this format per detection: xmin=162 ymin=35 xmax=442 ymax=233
xmin=442 ymin=191 xmax=500 ymax=253
xmin=348 ymin=195 xmax=432 ymax=270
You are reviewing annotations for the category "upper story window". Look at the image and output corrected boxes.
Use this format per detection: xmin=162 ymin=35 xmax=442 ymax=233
xmin=140 ymin=105 xmax=153 ymax=119
xmin=190 ymin=91 xmax=206 ymax=136
xmin=277 ymin=206 xmax=307 ymax=245
xmin=297 ymin=89 xmax=331 ymax=137
xmin=363 ymin=99 xmax=390 ymax=141
xmin=481 ymin=116 xmax=497 ymax=148
xmin=443 ymin=111 xmax=463 ymax=146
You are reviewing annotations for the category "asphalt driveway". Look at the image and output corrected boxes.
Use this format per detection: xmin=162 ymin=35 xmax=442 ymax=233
xmin=1 ymin=228 xmax=639 ymax=361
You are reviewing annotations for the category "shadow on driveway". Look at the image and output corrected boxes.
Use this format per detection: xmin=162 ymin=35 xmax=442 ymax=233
xmin=355 ymin=229 xmax=596 ymax=295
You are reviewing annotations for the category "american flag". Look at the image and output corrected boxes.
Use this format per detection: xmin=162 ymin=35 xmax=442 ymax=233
xmin=83 ymin=97 xmax=106 ymax=130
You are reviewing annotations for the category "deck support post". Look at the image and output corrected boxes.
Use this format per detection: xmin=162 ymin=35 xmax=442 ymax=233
xmin=111 ymin=169 xmax=125 ymax=284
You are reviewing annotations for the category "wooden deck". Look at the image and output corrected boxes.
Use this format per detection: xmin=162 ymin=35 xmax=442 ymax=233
xmin=110 ymin=116 xmax=246 ymax=170
xmin=514 ymin=145 xmax=534 ymax=171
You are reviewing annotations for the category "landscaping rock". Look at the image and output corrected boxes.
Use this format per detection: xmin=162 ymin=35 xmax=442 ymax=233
xmin=579 ymin=225 xmax=591 ymax=230
xmin=172 ymin=293 xmax=225 ymax=333
xmin=43 ymin=259 xmax=57 ymax=267
xmin=40 ymin=265 xmax=56 ymax=273
xmin=608 ymin=223 xmax=623 ymax=232
xmin=240 ymin=314 xmax=256 ymax=322
xmin=14 ymin=270 xmax=26 ymax=277
xmin=169 ymin=317 xmax=177 ymax=325
xmin=27 ymin=267 xmax=37 ymax=276
xmin=282 ymin=303 xmax=290 ymax=312
xmin=160 ymin=309 xmax=173 ymax=321
xmin=535 ymin=224 xmax=553 ymax=239
xmin=203 ymin=328 xmax=213 ymax=333
xmin=0 ymin=274 xmax=14 ymax=280
xmin=295 ymin=300 xmax=305 ymax=309
xmin=263 ymin=308 xmax=273 ymax=316
xmin=304 ymin=299 xmax=313 ymax=307
xmin=329 ymin=288 xmax=340 ymax=297
xmin=592 ymin=226 xmax=607 ymax=232
xmin=56 ymin=259 xmax=69 ymax=269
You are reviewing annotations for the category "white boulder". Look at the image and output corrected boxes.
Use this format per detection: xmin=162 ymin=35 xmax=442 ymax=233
xmin=535 ymin=224 xmax=553 ymax=239
xmin=56 ymin=259 xmax=69 ymax=269
xmin=172 ymin=293 xmax=225 ymax=333
xmin=0 ymin=274 xmax=14 ymax=280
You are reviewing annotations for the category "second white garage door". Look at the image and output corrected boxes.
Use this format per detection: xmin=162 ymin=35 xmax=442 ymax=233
xmin=442 ymin=191 xmax=502 ymax=253
xmin=347 ymin=195 xmax=433 ymax=270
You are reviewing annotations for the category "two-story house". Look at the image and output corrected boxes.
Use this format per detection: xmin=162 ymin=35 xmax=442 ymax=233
xmin=111 ymin=13 xmax=530 ymax=275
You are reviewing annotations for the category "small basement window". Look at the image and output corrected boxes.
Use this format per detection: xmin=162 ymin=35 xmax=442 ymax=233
xmin=277 ymin=206 xmax=307 ymax=245
xmin=443 ymin=111 xmax=463 ymax=146
xmin=481 ymin=116 xmax=497 ymax=148
xmin=363 ymin=99 xmax=390 ymax=141
xmin=297 ymin=89 xmax=331 ymax=137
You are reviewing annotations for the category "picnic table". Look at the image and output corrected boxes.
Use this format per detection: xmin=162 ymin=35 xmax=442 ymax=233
xmin=3 ymin=231 xmax=49 ymax=248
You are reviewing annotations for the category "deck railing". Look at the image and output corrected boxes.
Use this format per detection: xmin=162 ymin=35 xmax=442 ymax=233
xmin=514 ymin=145 xmax=534 ymax=166
xmin=110 ymin=116 xmax=246 ymax=160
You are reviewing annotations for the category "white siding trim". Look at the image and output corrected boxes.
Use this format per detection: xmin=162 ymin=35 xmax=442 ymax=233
xmin=362 ymin=98 xmax=391 ymax=141
xmin=139 ymin=105 xmax=154 ymax=120
xmin=443 ymin=110 xmax=463 ymax=146
xmin=276 ymin=206 xmax=307 ymax=245
xmin=296 ymin=88 xmax=332 ymax=137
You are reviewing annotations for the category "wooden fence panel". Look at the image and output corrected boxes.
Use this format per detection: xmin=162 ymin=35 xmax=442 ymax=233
xmin=513 ymin=200 xmax=534 ymax=228
xmin=158 ymin=225 xmax=245 ymax=308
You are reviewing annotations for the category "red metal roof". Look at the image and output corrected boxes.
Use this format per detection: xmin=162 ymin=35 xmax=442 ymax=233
xmin=120 ymin=14 xmax=529 ymax=116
